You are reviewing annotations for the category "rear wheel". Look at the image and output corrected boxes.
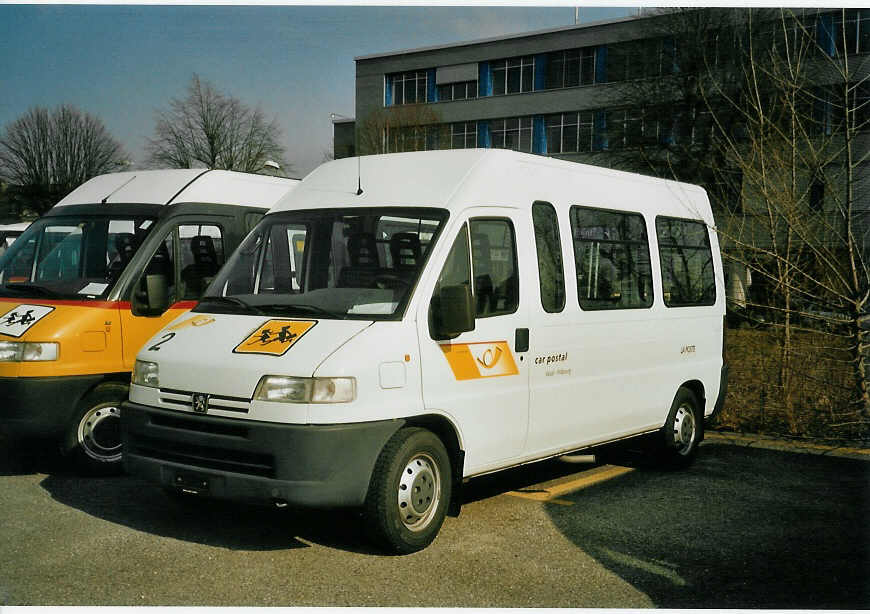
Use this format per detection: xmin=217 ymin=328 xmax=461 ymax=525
xmin=62 ymin=383 xmax=127 ymax=475
xmin=364 ymin=427 xmax=451 ymax=554
xmin=656 ymin=387 xmax=703 ymax=468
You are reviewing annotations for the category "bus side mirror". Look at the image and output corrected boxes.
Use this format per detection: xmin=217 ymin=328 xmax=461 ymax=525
xmin=431 ymin=284 xmax=475 ymax=340
xmin=132 ymin=274 xmax=170 ymax=316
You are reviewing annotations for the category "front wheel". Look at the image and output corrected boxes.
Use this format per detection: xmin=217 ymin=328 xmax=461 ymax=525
xmin=655 ymin=387 xmax=703 ymax=469
xmin=62 ymin=383 xmax=127 ymax=474
xmin=364 ymin=427 xmax=451 ymax=554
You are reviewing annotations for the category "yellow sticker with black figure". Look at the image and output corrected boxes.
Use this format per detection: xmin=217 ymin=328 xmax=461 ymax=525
xmin=233 ymin=319 xmax=317 ymax=356
xmin=440 ymin=341 xmax=519 ymax=380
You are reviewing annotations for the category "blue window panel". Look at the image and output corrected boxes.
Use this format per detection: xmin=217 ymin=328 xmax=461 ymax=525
xmin=594 ymin=45 xmax=607 ymax=83
xmin=479 ymin=61 xmax=493 ymax=97
xmin=593 ymin=110 xmax=608 ymax=151
xmin=477 ymin=121 xmax=491 ymax=148
xmin=427 ymin=68 xmax=438 ymax=103
xmin=663 ymin=37 xmax=677 ymax=74
xmin=817 ymin=14 xmax=835 ymax=57
xmin=384 ymin=75 xmax=393 ymax=107
xmin=533 ymin=116 xmax=547 ymax=154
xmin=534 ymin=54 xmax=548 ymax=91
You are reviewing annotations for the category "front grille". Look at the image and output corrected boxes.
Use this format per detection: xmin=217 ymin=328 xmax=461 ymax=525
xmin=158 ymin=387 xmax=250 ymax=413
xmin=130 ymin=434 xmax=275 ymax=478
xmin=150 ymin=413 xmax=248 ymax=438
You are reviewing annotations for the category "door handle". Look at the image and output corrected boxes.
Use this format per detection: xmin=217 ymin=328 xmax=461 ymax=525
xmin=515 ymin=328 xmax=529 ymax=353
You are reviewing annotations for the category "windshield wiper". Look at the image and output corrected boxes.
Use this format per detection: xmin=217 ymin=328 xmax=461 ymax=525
xmin=196 ymin=295 xmax=264 ymax=314
xmin=255 ymin=303 xmax=344 ymax=319
xmin=3 ymin=283 xmax=61 ymax=298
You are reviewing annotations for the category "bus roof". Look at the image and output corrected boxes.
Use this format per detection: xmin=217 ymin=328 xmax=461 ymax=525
xmin=55 ymin=169 xmax=298 ymax=209
xmin=275 ymin=149 xmax=713 ymax=226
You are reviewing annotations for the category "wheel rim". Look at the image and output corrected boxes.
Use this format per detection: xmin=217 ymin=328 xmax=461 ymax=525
xmin=77 ymin=404 xmax=122 ymax=462
xmin=672 ymin=403 xmax=697 ymax=456
xmin=397 ymin=452 xmax=441 ymax=532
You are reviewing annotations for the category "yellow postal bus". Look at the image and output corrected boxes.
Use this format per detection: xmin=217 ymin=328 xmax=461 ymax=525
xmin=0 ymin=169 xmax=298 ymax=472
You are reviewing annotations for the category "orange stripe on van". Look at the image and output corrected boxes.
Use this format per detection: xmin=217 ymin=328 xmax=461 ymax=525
xmin=440 ymin=341 xmax=519 ymax=380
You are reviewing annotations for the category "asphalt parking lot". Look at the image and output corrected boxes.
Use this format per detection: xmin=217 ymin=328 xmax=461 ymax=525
xmin=0 ymin=433 xmax=867 ymax=608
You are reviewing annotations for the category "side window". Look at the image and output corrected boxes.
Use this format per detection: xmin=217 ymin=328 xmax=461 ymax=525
xmin=470 ymin=218 xmax=519 ymax=317
xmin=571 ymin=206 xmax=653 ymax=310
xmin=656 ymin=217 xmax=716 ymax=307
xmin=179 ymin=224 xmax=224 ymax=300
xmin=430 ymin=223 xmax=471 ymax=337
xmin=532 ymin=201 xmax=565 ymax=313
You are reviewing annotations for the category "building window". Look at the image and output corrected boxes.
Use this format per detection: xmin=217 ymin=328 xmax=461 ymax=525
xmin=834 ymin=8 xmax=869 ymax=56
xmin=387 ymin=71 xmax=429 ymax=106
xmin=809 ymin=176 xmax=825 ymax=210
xmin=571 ymin=206 xmax=653 ymax=310
xmin=491 ymin=56 xmax=535 ymax=95
xmin=450 ymin=122 xmax=478 ymax=149
xmin=490 ymin=117 xmax=534 ymax=152
xmin=437 ymin=80 xmax=478 ymax=101
xmin=545 ymin=112 xmax=594 ymax=153
xmin=545 ymin=47 xmax=596 ymax=89
xmin=656 ymin=217 xmax=716 ymax=307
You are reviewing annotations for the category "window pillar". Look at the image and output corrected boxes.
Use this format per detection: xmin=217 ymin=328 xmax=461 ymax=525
xmin=533 ymin=116 xmax=547 ymax=154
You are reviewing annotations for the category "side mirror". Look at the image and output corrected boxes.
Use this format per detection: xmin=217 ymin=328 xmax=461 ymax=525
xmin=132 ymin=274 xmax=170 ymax=316
xmin=431 ymin=284 xmax=475 ymax=340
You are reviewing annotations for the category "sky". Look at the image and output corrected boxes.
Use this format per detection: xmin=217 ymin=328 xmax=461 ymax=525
xmin=0 ymin=3 xmax=638 ymax=177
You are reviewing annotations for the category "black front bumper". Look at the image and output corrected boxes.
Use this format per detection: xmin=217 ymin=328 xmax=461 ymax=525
xmin=121 ymin=401 xmax=404 ymax=509
xmin=0 ymin=374 xmax=104 ymax=439
xmin=706 ymin=363 xmax=729 ymax=424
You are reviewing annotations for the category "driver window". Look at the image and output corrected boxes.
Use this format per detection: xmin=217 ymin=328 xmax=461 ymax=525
xmin=138 ymin=232 xmax=176 ymax=306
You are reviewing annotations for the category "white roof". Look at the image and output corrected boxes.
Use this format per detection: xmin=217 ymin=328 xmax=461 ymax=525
xmin=277 ymin=149 xmax=712 ymax=225
xmin=0 ymin=222 xmax=31 ymax=231
xmin=55 ymin=169 xmax=298 ymax=209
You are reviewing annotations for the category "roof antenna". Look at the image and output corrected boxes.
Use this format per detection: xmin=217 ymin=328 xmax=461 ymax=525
xmin=101 ymin=175 xmax=136 ymax=204
xmin=356 ymin=156 xmax=364 ymax=196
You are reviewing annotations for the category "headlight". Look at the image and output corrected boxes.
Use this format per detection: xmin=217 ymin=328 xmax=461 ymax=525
xmin=254 ymin=375 xmax=356 ymax=404
xmin=0 ymin=341 xmax=59 ymax=362
xmin=132 ymin=359 xmax=159 ymax=388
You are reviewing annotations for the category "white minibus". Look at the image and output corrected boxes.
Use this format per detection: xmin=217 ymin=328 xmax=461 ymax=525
xmin=122 ymin=150 xmax=727 ymax=552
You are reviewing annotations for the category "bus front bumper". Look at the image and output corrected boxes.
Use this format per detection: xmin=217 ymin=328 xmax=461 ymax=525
xmin=121 ymin=401 xmax=404 ymax=509
xmin=0 ymin=374 xmax=103 ymax=439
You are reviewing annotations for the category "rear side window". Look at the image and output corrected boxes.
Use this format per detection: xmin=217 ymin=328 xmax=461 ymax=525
xmin=570 ymin=206 xmax=653 ymax=310
xmin=470 ymin=218 xmax=519 ymax=317
xmin=656 ymin=217 xmax=716 ymax=307
xmin=532 ymin=201 xmax=565 ymax=313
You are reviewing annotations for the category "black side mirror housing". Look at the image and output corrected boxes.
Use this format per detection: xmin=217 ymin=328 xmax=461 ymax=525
xmin=431 ymin=284 xmax=475 ymax=340
xmin=132 ymin=274 xmax=170 ymax=316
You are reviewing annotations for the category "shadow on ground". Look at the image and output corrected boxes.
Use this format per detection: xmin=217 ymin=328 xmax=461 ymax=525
xmin=544 ymin=442 xmax=870 ymax=609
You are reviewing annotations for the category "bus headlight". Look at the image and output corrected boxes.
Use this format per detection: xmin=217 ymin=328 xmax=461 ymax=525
xmin=132 ymin=359 xmax=159 ymax=388
xmin=254 ymin=376 xmax=356 ymax=404
xmin=0 ymin=341 xmax=59 ymax=362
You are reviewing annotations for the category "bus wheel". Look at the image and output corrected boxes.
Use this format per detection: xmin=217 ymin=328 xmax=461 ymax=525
xmin=656 ymin=387 xmax=703 ymax=469
xmin=63 ymin=383 xmax=127 ymax=475
xmin=364 ymin=427 xmax=451 ymax=554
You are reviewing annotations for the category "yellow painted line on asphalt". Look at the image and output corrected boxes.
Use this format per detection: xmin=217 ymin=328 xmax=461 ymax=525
xmin=508 ymin=465 xmax=634 ymax=503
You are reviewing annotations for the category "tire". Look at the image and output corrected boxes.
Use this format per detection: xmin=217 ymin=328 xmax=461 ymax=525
xmin=62 ymin=382 xmax=127 ymax=475
xmin=364 ymin=427 xmax=451 ymax=554
xmin=655 ymin=386 xmax=703 ymax=469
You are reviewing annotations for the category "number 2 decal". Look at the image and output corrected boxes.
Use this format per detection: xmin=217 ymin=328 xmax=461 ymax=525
xmin=147 ymin=332 xmax=176 ymax=351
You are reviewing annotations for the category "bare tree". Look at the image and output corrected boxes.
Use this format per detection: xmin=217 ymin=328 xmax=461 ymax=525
xmin=702 ymin=8 xmax=870 ymax=432
xmin=146 ymin=74 xmax=290 ymax=174
xmin=356 ymin=104 xmax=445 ymax=155
xmin=0 ymin=105 xmax=127 ymax=214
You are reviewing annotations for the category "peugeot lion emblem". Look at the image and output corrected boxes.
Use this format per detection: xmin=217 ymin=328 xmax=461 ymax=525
xmin=192 ymin=393 xmax=210 ymax=414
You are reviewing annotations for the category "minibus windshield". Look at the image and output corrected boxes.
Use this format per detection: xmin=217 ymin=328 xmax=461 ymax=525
xmin=0 ymin=214 xmax=156 ymax=300
xmin=198 ymin=207 xmax=449 ymax=320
